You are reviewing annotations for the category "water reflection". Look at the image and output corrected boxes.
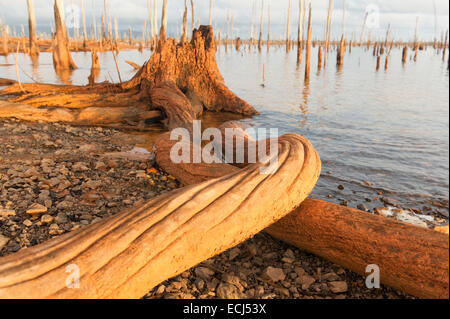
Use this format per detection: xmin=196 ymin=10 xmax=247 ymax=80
xmin=55 ymin=68 xmax=74 ymax=85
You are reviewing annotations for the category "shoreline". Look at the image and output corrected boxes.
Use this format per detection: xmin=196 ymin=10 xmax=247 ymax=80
xmin=0 ymin=118 xmax=420 ymax=299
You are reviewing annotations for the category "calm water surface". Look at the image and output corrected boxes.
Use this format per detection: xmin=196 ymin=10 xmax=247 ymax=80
xmin=1 ymin=45 xmax=448 ymax=215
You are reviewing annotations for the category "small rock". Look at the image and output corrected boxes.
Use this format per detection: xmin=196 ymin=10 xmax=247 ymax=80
xmin=0 ymin=234 xmax=9 ymax=250
xmin=195 ymin=267 xmax=215 ymax=280
xmin=23 ymin=219 xmax=33 ymax=227
xmin=338 ymin=185 xmax=345 ymax=190
xmin=26 ymin=203 xmax=48 ymax=215
xmin=94 ymin=161 xmax=107 ymax=170
xmin=216 ymin=283 xmax=243 ymax=299
xmin=48 ymin=223 xmax=60 ymax=235
xmin=322 ymin=272 xmax=340 ymax=281
xmin=228 ymin=247 xmax=240 ymax=261
xmin=41 ymin=214 xmax=54 ymax=225
xmin=296 ymin=275 xmax=316 ymax=290
xmin=155 ymin=285 xmax=166 ymax=295
xmin=263 ymin=266 xmax=286 ymax=282
xmin=329 ymin=281 xmax=348 ymax=293
xmin=357 ymin=203 xmax=368 ymax=211
xmin=374 ymin=207 xmax=394 ymax=217
xmin=0 ymin=208 xmax=16 ymax=217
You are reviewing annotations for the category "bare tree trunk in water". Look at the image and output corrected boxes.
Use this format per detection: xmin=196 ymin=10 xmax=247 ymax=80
xmin=297 ymin=0 xmax=303 ymax=63
xmin=27 ymin=0 xmax=40 ymax=56
xmin=190 ymin=0 xmax=195 ymax=32
xmin=159 ymin=0 xmax=168 ymax=42
xmin=81 ymin=0 xmax=88 ymax=48
xmin=53 ymin=0 xmax=77 ymax=70
xmin=304 ymin=4 xmax=312 ymax=82
xmin=181 ymin=0 xmax=188 ymax=43
xmin=258 ymin=0 xmax=264 ymax=51
xmin=209 ymin=0 xmax=213 ymax=26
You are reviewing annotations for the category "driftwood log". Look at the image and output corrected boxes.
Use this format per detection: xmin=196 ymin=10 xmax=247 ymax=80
xmin=0 ymin=133 xmax=321 ymax=298
xmin=153 ymin=123 xmax=449 ymax=299
xmin=0 ymin=26 xmax=256 ymax=130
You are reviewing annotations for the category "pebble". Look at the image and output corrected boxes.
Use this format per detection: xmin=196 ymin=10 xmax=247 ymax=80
xmin=23 ymin=219 xmax=33 ymax=227
xmin=0 ymin=208 xmax=16 ymax=217
xmin=329 ymin=281 xmax=348 ymax=293
xmin=26 ymin=203 xmax=48 ymax=215
xmin=0 ymin=234 xmax=9 ymax=250
xmin=40 ymin=214 xmax=54 ymax=225
xmin=216 ymin=283 xmax=243 ymax=299
xmin=296 ymin=275 xmax=316 ymax=290
xmin=357 ymin=203 xmax=368 ymax=211
xmin=263 ymin=266 xmax=286 ymax=282
xmin=195 ymin=267 xmax=215 ymax=281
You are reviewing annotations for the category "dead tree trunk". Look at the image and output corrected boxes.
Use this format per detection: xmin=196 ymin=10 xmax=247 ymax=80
xmin=1 ymin=25 xmax=9 ymax=56
xmin=180 ymin=0 xmax=188 ymax=43
xmin=159 ymin=0 xmax=168 ymax=42
xmin=297 ymin=0 xmax=303 ymax=63
xmin=27 ymin=0 xmax=40 ymax=56
xmin=209 ymin=0 xmax=213 ymax=26
xmin=53 ymin=0 xmax=77 ymax=70
xmin=258 ymin=0 xmax=264 ymax=52
xmin=337 ymin=34 xmax=345 ymax=66
xmin=81 ymin=0 xmax=88 ymax=48
xmin=304 ymin=4 xmax=312 ymax=81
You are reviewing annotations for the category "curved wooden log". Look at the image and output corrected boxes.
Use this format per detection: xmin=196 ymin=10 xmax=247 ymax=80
xmin=0 ymin=133 xmax=321 ymax=298
xmin=0 ymin=100 xmax=161 ymax=125
xmin=153 ymin=122 xmax=449 ymax=299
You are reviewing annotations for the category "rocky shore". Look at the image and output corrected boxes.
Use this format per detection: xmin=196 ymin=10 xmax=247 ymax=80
xmin=0 ymin=119 xmax=414 ymax=299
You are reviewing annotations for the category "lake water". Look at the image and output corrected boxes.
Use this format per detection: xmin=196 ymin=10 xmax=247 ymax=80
xmin=1 ymin=44 xmax=449 ymax=216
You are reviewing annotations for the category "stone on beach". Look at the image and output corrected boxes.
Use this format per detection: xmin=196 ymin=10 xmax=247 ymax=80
xmin=26 ymin=203 xmax=48 ymax=215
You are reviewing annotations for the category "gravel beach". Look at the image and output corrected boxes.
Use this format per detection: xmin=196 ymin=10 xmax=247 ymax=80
xmin=0 ymin=119 xmax=414 ymax=299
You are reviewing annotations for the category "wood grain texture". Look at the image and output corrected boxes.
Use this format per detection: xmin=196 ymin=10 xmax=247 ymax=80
xmin=0 ymin=133 xmax=321 ymax=298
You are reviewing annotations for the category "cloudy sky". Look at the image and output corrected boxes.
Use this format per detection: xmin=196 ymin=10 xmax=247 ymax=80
xmin=0 ymin=0 xmax=449 ymax=41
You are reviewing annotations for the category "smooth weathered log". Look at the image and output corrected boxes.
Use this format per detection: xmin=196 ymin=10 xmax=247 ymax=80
xmin=0 ymin=132 xmax=320 ymax=298
xmin=154 ymin=122 xmax=449 ymax=300
xmin=0 ymin=100 xmax=161 ymax=125
xmin=266 ymin=199 xmax=449 ymax=299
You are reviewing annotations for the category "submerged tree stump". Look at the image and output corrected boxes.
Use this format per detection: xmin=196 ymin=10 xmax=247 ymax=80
xmin=0 ymin=26 xmax=256 ymax=129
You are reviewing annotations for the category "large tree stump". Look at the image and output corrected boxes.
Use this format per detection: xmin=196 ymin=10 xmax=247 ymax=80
xmin=0 ymin=26 xmax=256 ymax=129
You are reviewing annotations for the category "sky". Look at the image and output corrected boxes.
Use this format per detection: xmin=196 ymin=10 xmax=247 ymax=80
xmin=0 ymin=0 xmax=449 ymax=41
